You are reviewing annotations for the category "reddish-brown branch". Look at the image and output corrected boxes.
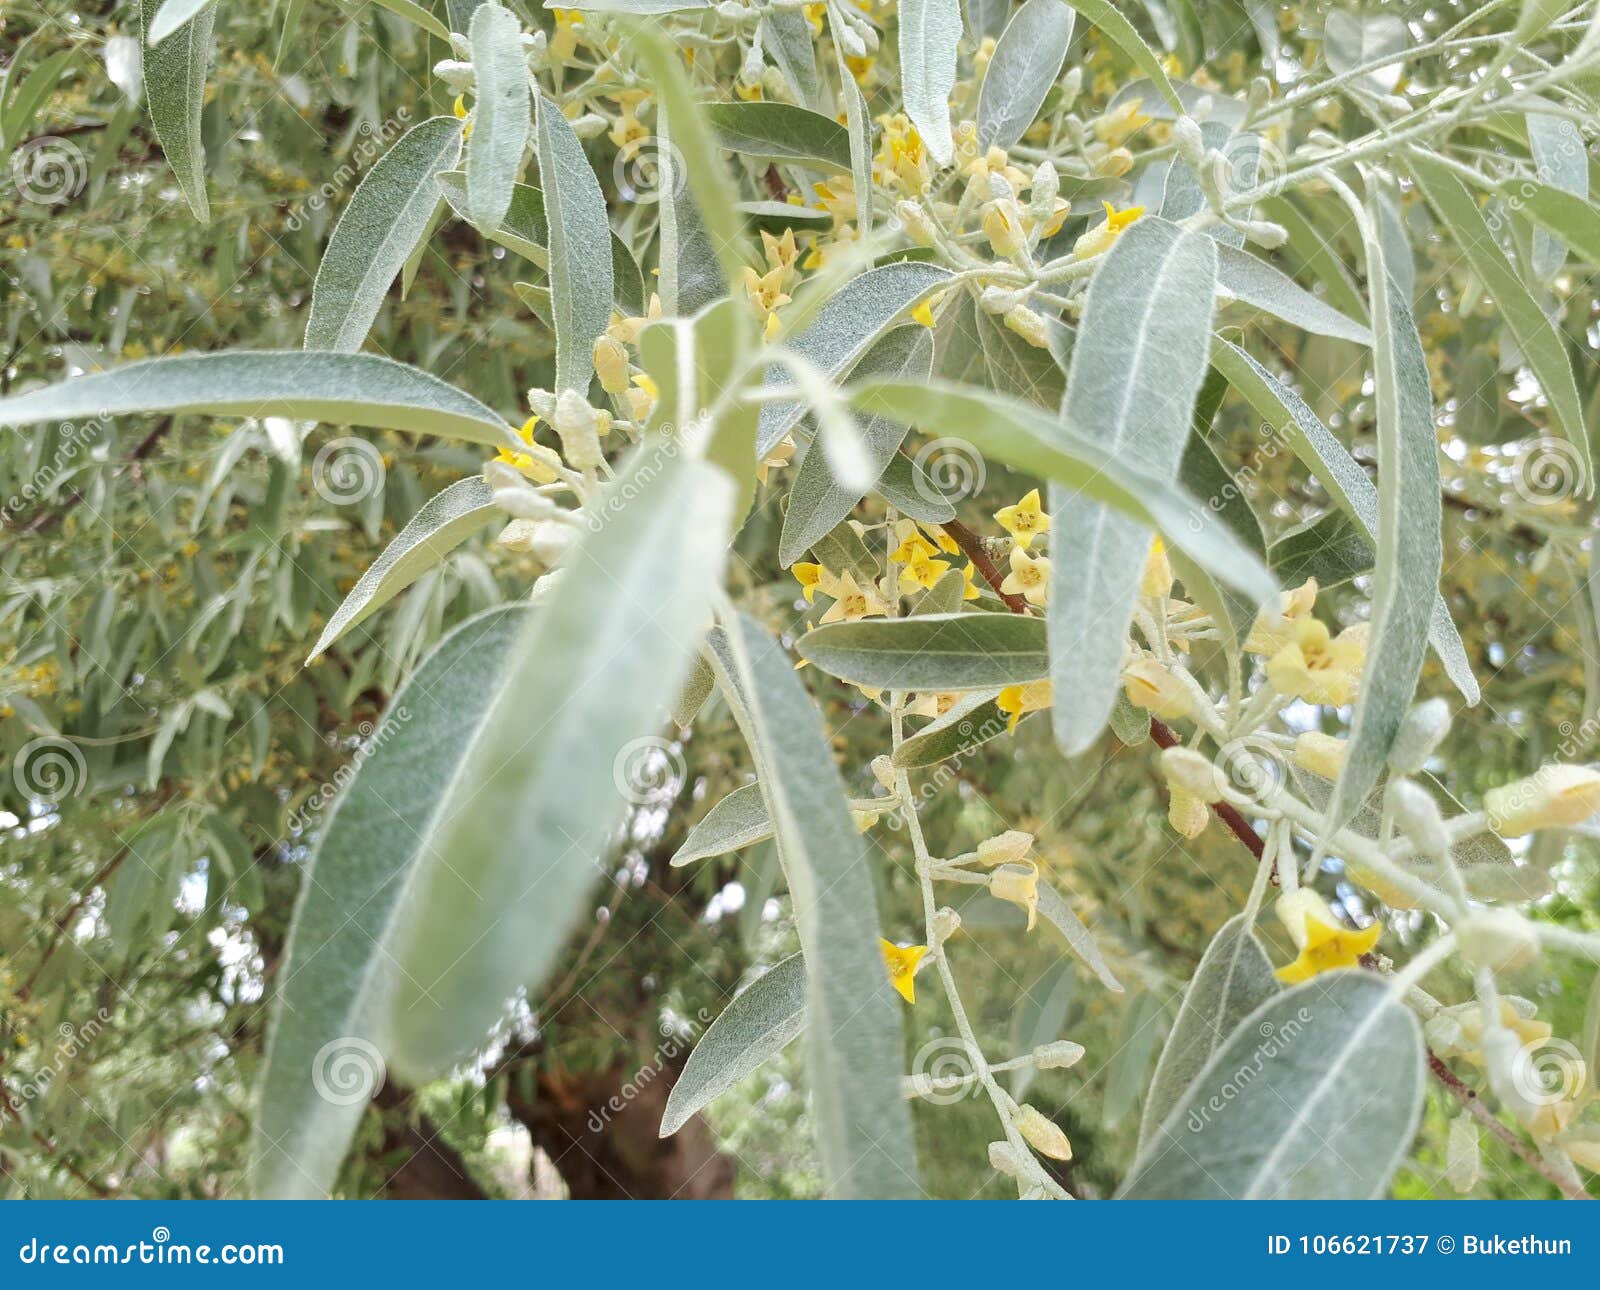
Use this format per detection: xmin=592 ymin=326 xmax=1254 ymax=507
xmin=1148 ymin=717 xmax=1266 ymax=863
xmin=941 ymin=520 xmax=1028 ymax=613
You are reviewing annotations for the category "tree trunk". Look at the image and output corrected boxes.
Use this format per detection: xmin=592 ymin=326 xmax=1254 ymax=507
xmin=372 ymin=1085 xmax=487 ymax=1200
xmin=506 ymin=1062 xmax=734 ymax=1199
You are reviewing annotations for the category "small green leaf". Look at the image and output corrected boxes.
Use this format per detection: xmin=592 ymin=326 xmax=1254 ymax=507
xmin=978 ymin=0 xmax=1075 ymax=150
xmin=466 ymin=2 xmax=531 ymax=231
xmin=798 ymin=613 xmax=1047 ymax=691
xmin=670 ymin=782 xmax=773 ymax=867
xmin=761 ymin=10 xmax=823 ymax=109
xmin=1268 ymin=509 xmax=1374 ymax=589
xmin=660 ymin=955 xmax=806 ymax=1136
xmin=1214 ymin=243 xmax=1371 ymax=344
xmin=893 ymin=691 xmax=1010 ymax=767
xmin=309 ymin=477 xmax=499 ymax=663
xmin=1121 ymin=972 xmax=1424 ymax=1199
xmin=0 ymin=351 xmax=520 ymax=449
xmin=305 ymin=117 xmax=464 ymax=352
xmin=1061 ymin=0 xmax=1182 ymax=111
xmin=705 ymin=101 xmax=851 ymax=171
xmin=142 ymin=0 xmax=214 ymax=220
xmin=1138 ymin=914 xmax=1278 ymax=1152
xmin=1038 ymin=880 xmax=1123 ymax=992
xmin=899 ymin=0 xmax=962 ymax=165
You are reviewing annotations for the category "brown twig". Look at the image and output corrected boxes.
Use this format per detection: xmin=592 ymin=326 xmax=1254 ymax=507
xmin=941 ymin=519 xmax=1027 ymax=613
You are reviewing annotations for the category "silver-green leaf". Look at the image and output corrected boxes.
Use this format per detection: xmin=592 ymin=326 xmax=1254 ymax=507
xmin=535 ymin=93 xmax=613 ymax=393
xmin=977 ymin=0 xmax=1075 ymax=150
xmin=670 ymin=782 xmax=773 ymax=867
xmin=798 ymin=613 xmax=1047 ymax=691
xmin=142 ymin=0 xmax=213 ymax=221
xmin=466 ymin=2 xmax=531 ymax=231
xmin=899 ymin=0 xmax=961 ymax=166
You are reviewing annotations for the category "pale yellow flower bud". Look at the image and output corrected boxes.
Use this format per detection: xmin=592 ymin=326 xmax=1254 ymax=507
xmin=1016 ymin=1104 xmax=1073 ymax=1161
xmin=1139 ymin=537 xmax=1173 ymax=598
xmin=988 ymin=1140 xmax=1026 ymax=1177
xmin=554 ymin=389 xmax=604 ymax=471
xmin=981 ymin=199 xmax=1024 ymax=257
xmin=1159 ymin=746 xmax=1217 ymax=799
xmin=1003 ymin=305 xmax=1050 ymax=349
xmin=871 ymin=755 xmax=897 ymax=790
xmin=976 ymin=829 xmax=1034 ymax=866
xmin=1293 ymin=731 xmax=1348 ymax=780
xmin=1485 ymin=764 xmax=1600 ymax=836
xmin=1122 ymin=658 xmax=1193 ymax=720
xmin=594 ymin=335 xmax=631 ymax=395
xmin=989 ymin=861 xmax=1039 ymax=930
xmin=932 ymin=905 xmax=962 ymax=945
xmin=1033 ymin=1039 xmax=1085 ymax=1070
xmin=1167 ymin=787 xmax=1210 ymax=838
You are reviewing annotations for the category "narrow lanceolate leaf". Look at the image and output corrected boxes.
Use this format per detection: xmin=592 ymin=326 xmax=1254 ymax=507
xmin=1037 ymin=881 xmax=1123 ymax=992
xmin=1323 ymin=213 xmax=1442 ymax=834
xmin=761 ymin=9 xmax=823 ymax=110
xmin=251 ymin=605 xmax=528 ymax=1199
xmin=670 ymin=782 xmax=773 ymax=867
xmin=466 ymin=2 xmax=531 ymax=231
xmin=893 ymin=691 xmax=1010 ymax=767
xmin=780 ymin=327 xmax=934 ymax=567
xmin=0 ymin=351 xmax=520 ymax=449
xmin=535 ymin=94 xmax=613 ymax=394
xmin=899 ymin=0 xmax=961 ymax=166
xmin=305 ymin=117 xmax=464 ymax=352
xmin=1210 ymin=340 xmax=1479 ymax=706
xmin=850 ymin=378 xmax=1276 ymax=604
xmin=1526 ymin=111 xmax=1588 ymax=280
xmin=1137 ymin=914 xmax=1278 ymax=1152
xmin=708 ymin=616 xmax=918 ymax=1198
xmin=977 ymin=0 xmax=1075 ymax=149
xmin=371 ymin=0 xmax=453 ymax=40
xmin=1408 ymin=153 xmax=1590 ymax=480
xmin=147 ymin=0 xmax=217 ymax=44
xmin=1061 ymin=0 xmax=1182 ymax=111
xmin=1269 ymin=509 xmax=1374 ymax=589
xmin=660 ymin=955 xmax=806 ymax=1137
xmin=308 ymin=477 xmax=498 ymax=663
xmin=383 ymin=449 xmax=734 ymax=1079
xmin=1048 ymin=217 xmax=1218 ymax=755
xmin=1507 ymin=181 xmax=1600 ymax=266
xmin=759 ymin=262 xmax=954 ymax=454
xmin=798 ymin=614 xmax=1047 ymax=691
xmin=1214 ymin=243 xmax=1371 ymax=345
xmin=704 ymin=101 xmax=851 ymax=171
xmin=142 ymin=0 xmax=213 ymax=221
xmin=1120 ymin=973 xmax=1425 ymax=1199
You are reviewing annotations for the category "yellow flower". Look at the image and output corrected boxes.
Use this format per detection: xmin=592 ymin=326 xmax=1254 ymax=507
xmin=1265 ymin=618 xmax=1364 ymax=706
xmin=1093 ymin=97 xmax=1151 ymax=147
xmin=960 ymin=562 xmax=982 ymax=600
xmin=761 ymin=228 xmax=800 ymax=281
xmin=741 ymin=264 xmax=791 ymax=318
xmin=873 ymin=113 xmax=930 ymax=195
xmin=997 ymin=679 xmax=1052 ymax=732
xmin=1273 ymin=889 xmax=1381 ymax=983
xmin=1245 ymin=577 xmax=1318 ymax=656
xmin=982 ymin=200 xmax=1025 ymax=258
xmin=1140 ymin=537 xmax=1173 ymax=598
xmin=880 ymin=939 xmax=929 ymax=1003
xmin=900 ymin=550 xmax=950 ymax=593
xmin=911 ymin=298 xmax=937 ymax=328
xmin=1072 ymin=201 xmax=1145 ymax=260
xmin=452 ymin=93 xmax=474 ymax=140
xmin=734 ymin=79 xmax=764 ymax=101
xmin=594 ymin=334 xmax=631 ymax=395
xmin=1485 ymin=764 xmax=1600 ymax=837
xmin=928 ymin=525 xmax=961 ymax=555
xmin=1122 ymin=657 xmax=1192 ymax=719
xmin=626 ymin=372 xmax=658 ymax=423
xmin=792 ymin=561 xmax=837 ymax=604
xmin=819 ymin=570 xmax=889 ymax=623
xmin=493 ymin=416 xmax=560 ymax=484
xmin=995 ymin=489 xmax=1051 ymax=549
xmin=890 ymin=526 xmax=939 ymax=564
xmin=549 ymin=7 xmax=583 ymax=61
xmin=989 ymin=862 xmax=1039 ymax=930
xmin=1000 ymin=546 xmax=1050 ymax=607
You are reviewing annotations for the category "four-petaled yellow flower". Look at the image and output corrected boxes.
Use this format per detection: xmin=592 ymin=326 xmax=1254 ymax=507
xmin=493 ymin=416 xmax=560 ymax=484
xmin=995 ymin=488 xmax=1050 ymax=548
xmin=1073 ymin=201 xmax=1145 ymax=260
xmin=1000 ymin=546 xmax=1050 ymax=607
xmin=880 ymin=939 xmax=929 ymax=1003
xmin=1265 ymin=617 xmax=1365 ymax=706
xmin=1122 ymin=657 xmax=1192 ymax=719
xmin=1273 ymin=889 xmax=1382 ymax=984
xmin=793 ymin=560 xmax=837 ymax=604
xmin=819 ymin=569 xmax=889 ymax=623
xmin=960 ymin=562 xmax=982 ymax=600
xmin=900 ymin=550 xmax=950 ymax=593
xmin=1245 ymin=577 xmax=1317 ymax=656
